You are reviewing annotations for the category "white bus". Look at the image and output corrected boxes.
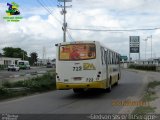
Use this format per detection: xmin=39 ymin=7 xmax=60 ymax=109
xmin=55 ymin=41 xmax=121 ymax=93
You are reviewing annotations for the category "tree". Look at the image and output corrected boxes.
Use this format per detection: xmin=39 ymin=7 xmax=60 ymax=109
xmin=29 ymin=52 xmax=38 ymax=65
xmin=2 ymin=47 xmax=28 ymax=60
xmin=0 ymin=53 xmax=2 ymax=57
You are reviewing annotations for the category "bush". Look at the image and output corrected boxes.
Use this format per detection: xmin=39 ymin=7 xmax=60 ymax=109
xmin=0 ymin=72 xmax=56 ymax=100
xmin=0 ymin=87 xmax=14 ymax=99
xmin=0 ymin=87 xmax=9 ymax=95
xmin=129 ymin=64 xmax=156 ymax=71
xmin=148 ymin=81 xmax=160 ymax=89
xmin=0 ymin=65 xmax=7 ymax=70
xmin=3 ymin=72 xmax=56 ymax=91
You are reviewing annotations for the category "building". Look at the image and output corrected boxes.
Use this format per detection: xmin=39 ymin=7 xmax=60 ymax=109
xmin=0 ymin=57 xmax=21 ymax=65
xmin=134 ymin=58 xmax=160 ymax=66
xmin=36 ymin=58 xmax=56 ymax=66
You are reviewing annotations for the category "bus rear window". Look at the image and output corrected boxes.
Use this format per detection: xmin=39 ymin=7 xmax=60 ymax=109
xmin=59 ymin=44 xmax=96 ymax=61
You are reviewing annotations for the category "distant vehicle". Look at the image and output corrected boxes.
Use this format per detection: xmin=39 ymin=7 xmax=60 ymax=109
xmin=55 ymin=41 xmax=121 ymax=93
xmin=8 ymin=64 xmax=20 ymax=71
xmin=46 ymin=62 xmax=53 ymax=68
xmin=18 ymin=61 xmax=30 ymax=69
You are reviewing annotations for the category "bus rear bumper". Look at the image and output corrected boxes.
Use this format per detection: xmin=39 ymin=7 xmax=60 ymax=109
xmin=56 ymin=80 xmax=107 ymax=90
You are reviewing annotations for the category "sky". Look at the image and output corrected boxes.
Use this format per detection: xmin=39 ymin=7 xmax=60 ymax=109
xmin=1 ymin=0 xmax=160 ymax=60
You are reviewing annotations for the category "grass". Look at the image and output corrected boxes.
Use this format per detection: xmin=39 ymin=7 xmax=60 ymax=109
xmin=132 ymin=81 xmax=160 ymax=114
xmin=142 ymin=81 xmax=160 ymax=102
xmin=0 ymin=72 xmax=56 ymax=100
xmin=132 ymin=106 xmax=156 ymax=114
xmin=142 ymin=91 xmax=158 ymax=102
xmin=147 ymin=81 xmax=160 ymax=89
xmin=0 ymin=87 xmax=29 ymax=100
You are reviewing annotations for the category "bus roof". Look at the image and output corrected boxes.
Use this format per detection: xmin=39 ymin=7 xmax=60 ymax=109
xmin=55 ymin=41 xmax=97 ymax=46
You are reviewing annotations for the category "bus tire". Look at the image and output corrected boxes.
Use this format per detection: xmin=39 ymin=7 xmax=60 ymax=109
xmin=115 ymin=80 xmax=118 ymax=86
xmin=115 ymin=74 xmax=119 ymax=86
xmin=73 ymin=88 xmax=84 ymax=93
xmin=106 ymin=78 xmax=112 ymax=93
xmin=118 ymin=74 xmax=120 ymax=80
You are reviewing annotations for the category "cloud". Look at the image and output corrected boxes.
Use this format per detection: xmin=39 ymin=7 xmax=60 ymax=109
xmin=0 ymin=15 xmax=62 ymax=58
xmin=1 ymin=0 xmax=160 ymax=59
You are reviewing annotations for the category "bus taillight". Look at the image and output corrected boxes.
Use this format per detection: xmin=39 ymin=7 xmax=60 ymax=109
xmin=97 ymin=75 xmax=100 ymax=78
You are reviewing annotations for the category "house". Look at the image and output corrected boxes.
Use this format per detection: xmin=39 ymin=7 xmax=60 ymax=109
xmin=0 ymin=57 xmax=21 ymax=65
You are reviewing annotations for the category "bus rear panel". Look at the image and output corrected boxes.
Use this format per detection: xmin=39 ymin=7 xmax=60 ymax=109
xmin=56 ymin=41 xmax=121 ymax=92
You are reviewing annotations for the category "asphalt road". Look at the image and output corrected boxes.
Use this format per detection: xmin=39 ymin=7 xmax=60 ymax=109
xmin=0 ymin=69 xmax=147 ymax=114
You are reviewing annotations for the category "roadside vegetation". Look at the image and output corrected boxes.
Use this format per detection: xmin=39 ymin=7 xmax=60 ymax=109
xmin=132 ymin=81 xmax=160 ymax=114
xmin=129 ymin=64 xmax=156 ymax=71
xmin=147 ymin=81 xmax=160 ymax=89
xmin=0 ymin=65 xmax=7 ymax=70
xmin=0 ymin=72 xmax=56 ymax=100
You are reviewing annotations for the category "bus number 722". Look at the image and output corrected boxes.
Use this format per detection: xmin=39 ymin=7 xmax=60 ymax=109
xmin=73 ymin=66 xmax=82 ymax=71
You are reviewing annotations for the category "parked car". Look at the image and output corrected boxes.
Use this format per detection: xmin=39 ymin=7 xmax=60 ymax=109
xmin=17 ymin=60 xmax=30 ymax=69
xmin=46 ymin=62 xmax=53 ymax=68
xmin=8 ymin=64 xmax=20 ymax=71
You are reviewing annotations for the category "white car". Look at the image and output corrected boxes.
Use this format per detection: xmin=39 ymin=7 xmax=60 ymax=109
xmin=8 ymin=64 xmax=20 ymax=71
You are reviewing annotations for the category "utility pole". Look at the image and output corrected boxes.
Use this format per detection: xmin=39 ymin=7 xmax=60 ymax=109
xmin=147 ymin=35 xmax=152 ymax=59
xmin=23 ymin=51 xmax=24 ymax=60
xmin=63 ymin=1 xmax=66 ymax=42
xmin=151 ymin=35 xmax=152 ymax=59
xmin=58 ymin=0 xmax=72 ymax=42
xmin=42 ymin=46 xmax=46 ymax=65
xmin=143 ymin=38 xmax=148 ymax=60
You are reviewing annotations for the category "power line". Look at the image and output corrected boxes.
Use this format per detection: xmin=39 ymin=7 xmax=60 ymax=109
xmin=37 ymin=0 xmax=63 ymax=25
xmin=66 ymin=30 xmax=74 ymax=41
xmin=66 ymin=31 xmax=73 ymax=41
xmin=68 ymin=27 xmax=160 ymax=32
xmin=41 ymin=0 xmax=54 ymax=12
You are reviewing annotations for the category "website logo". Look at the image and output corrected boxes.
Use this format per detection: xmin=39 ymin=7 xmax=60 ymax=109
xmin=3 ymin=2 xmax=23 ymax=22
xmin=6 ymin=2 xmax=20 ymax=16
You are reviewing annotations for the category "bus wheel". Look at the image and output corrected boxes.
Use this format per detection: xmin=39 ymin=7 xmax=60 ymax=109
xmin=73 ymin=88 xmax=84 ymax=93
xmin=115 ymin=80 xmax=118 ymax=86
xmin=106 ymin=79 xmax=112 ymax=93
xmin=115 ymin=74 xmax=119 ymax=86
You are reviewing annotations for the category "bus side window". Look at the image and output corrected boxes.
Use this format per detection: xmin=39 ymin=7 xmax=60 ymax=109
xmin=101 ymin=47 xmax=103 ymax=65
xmin=111 ymin=52 xmax=113 ymax=64
xmin=118 ymin=55 xmax=120 ymax=64
xmin=110 ymin=51 xmax=113 ymax=64
xmin=107 ymin=51 xmax=110 ymax=64
xmin=109 ymin=51 xmax=112 ymax=64
xmin=101 ymin=47 xmax=105 ymax=65
xmin=114 ymin=53 xmax=115 ymax=64
xmin=116 ymin=54 xmax=118 ymax=64
xmin=104 ymin=50 xmax=108 ymax=64
xmin=108 ymin=51 xmax=110 ymax=64
xmin=113 ymin=53 xmax=115 ymax=64
xmin=107 ymin=51 xmax=109 ymax=64
xmin=112 ymin=53 xmax=115 ymax=64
